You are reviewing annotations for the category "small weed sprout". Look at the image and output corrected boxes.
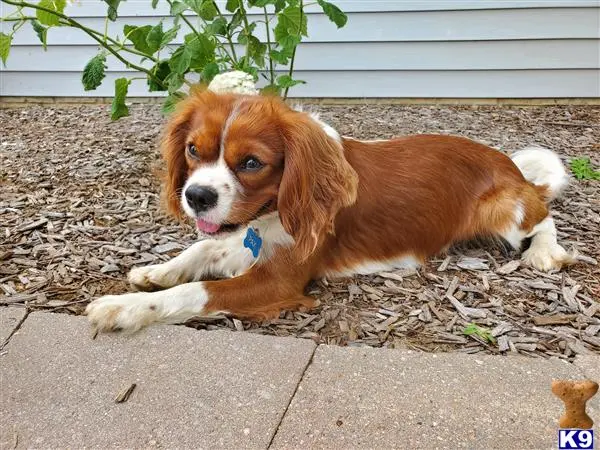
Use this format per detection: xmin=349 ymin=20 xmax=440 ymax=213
xmin=570 ymin=157 xmax=600 ymax=181
xmin=463 ymin=323 xmax=496 ymax=344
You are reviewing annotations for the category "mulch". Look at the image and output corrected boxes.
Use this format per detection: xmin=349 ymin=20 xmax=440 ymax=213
xmin=1 ymin=102 xmax=599 ymax=360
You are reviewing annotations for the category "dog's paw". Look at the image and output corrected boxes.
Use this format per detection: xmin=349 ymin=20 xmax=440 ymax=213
xmin=522 ymin=243 xmax=574 ymax=272
xmin=128 ymin=264 xmax=181 ymax=291
xmin=85 ymin=293 xmax=159 ymax=333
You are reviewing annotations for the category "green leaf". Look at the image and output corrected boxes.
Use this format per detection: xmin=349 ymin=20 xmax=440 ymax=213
xmin=187 ymin=33 xmax=216 ymax=69
xmin=228 ymin=9 xmax=244 ymax=31
xmin=104 ymin=0 xmax=121 ymax=21
xmin=170 ymin=1 xmax=188 ymax=15
xmin=169 ymin=46 xmax=191 ymax=75
xmin=570 ymin=157 xmax=600 ymax=180
xmin=277 ymin=34 xmax=300 ymax=54
xmin=249 ymin=0 xmax=275 ymax=6
xmin=201 ymin=62 xmax=220 ymax=82
xmin=0 ymin=33 xmax=11 ymax=66
xmin=245 ymin=22 xmax=258 ymax=35
xmin=274 ymin=5 xmax=307 ymax=42
xmin=269 ymin=49 xmax=289 ymax=65
xmin=82 ymin=53 xmax=107 ymax=91
xmin=161 ymin=25 xmax=180 ymax=47
xmin=276 ymin=74 xmax=305 ymax=89
xmin=462 ymin=323 xmax=495 ymax=344
xmin=270 ymin=32 xmax=300 ymax=65
xmin=30 ymin=20 xmax=48 ymax=50
xmin=165 ymin=72 xmax=185 ymax=92
xmin=240 ymin=63 xmax=258 ymax=80
xmin=273 ymin=0 xmax=286 ymax=12
xmin=199 ymin=0 xmax=218 ymax=20
xmin=316 ymin=0 xmax=347 ymax=28
xmin=111 ymin=78 xmax=130 ymax=120
xmin=147 ymin=60 xmax=170 ymax=92
xmin=123 ymin=25 xmax=153 ymax=55
xmin=151 ymin=0 xmax=159 ymax=8
xmin=243 ymin=34 xmax=266 ymax=68
xmin=260 ymin=84 xmax=280 ymax=96
xmin=206 ymin=17 xmax=227 ymax=36
xmin=162 ymin=91 xmax=186 ymax=115
xmin=225 ymin=0 xmax=239 ymax=12
xmin=183 ymin=0 xmax=217 ymax=20
xmin=146 ymin=22 xmax=164 ymax=54
xmin=36 ymin=0 xmax=66 ymax=26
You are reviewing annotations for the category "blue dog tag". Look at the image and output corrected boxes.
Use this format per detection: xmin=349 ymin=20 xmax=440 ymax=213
xmin=244 ymin=228 xmax=262 ymax=258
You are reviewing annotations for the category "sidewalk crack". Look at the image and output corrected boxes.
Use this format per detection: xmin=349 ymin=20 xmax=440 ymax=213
xmin=0 ymin=308 xmax=29 ymax=351
xmin=266 ymin=343 xmax=318 ymax=449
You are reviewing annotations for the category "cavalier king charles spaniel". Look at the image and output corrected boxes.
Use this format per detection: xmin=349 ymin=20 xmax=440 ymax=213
xmin=86 ymin=89 xmax=573 ymax=332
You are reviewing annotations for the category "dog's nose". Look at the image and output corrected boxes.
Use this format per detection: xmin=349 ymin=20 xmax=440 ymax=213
xmin=185 ymin=185 xmax=218 ymax=213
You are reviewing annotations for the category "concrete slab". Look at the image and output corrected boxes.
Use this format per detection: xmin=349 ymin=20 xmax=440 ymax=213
xmin=0 ymin=307 xmax=27 ymax=346
xmin=574 ymin=355 xmax=600 ymax=381
xmin=271 ymin=346 xmax=595 ymax=449
xmin=574 ymin=355 xmax=600 ymax=412
xmin=0 ymin=312 xmax=315 ymax=449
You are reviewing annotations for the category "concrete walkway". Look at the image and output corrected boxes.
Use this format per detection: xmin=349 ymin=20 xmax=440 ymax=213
xmin=1 ymin=307 xmax=598 ymax=449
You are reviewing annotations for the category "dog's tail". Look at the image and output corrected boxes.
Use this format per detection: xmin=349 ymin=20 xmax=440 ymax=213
xmin=510 ymin=146 xmax=569 ymax=201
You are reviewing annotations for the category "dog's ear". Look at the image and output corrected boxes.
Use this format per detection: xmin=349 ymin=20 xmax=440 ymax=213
xmin=278 ymin=112 xmax=358 ymax=260
xmin=160 ymin=105 xmax=192 ymax=218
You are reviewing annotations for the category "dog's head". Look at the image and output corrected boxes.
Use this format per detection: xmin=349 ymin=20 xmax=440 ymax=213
xmin=162 ymin=89 xmax=358 ymax=258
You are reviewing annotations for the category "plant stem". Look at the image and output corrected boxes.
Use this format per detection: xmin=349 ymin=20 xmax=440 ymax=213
xmin=166 ymin=0 xmax=235 ymax=68
xmin=1 ymin=0 xmax=166 ymax=89
xmin=103 ymin=15 xmax=108 ymax=44
xmin=165 ymin=0 xmax=201 ymax=39
xmin=263 ymin=6 xmax=274 ymax=85
xmin=212 ymin=1 xmax=238 ymax=64
xmin=6 ymin=14 xmax=146 ymax=59
xmin=236 ymin=0 xmax=252 ymax=65
xmin=195 ymin=15 xmax=236 ymax=67
xmin=0 ymin=16 xmax=36 ymax=21
xmin=60 ymin=20 xmax=157 ymax=61
xmin=284 ymin=0 xmax=304 ymax=99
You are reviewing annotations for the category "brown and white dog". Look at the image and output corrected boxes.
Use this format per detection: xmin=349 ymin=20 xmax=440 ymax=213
xmin=86 ymin=90 xmax=573 ymax=332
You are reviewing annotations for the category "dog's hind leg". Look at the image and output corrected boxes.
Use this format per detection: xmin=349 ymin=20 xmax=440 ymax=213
xmin=521 ymin=216 xmax=573 ymax=271
xmin=509 ymin=146 xmax=573 ymax=271
xmin=493 ymin=186 xmax=573 ymax=271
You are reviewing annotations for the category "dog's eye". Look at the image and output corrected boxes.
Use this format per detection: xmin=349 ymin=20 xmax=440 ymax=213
xmin=187 ymin=144 xmax=199 ymax=158
xmin=240 ymin=157 xmax=263 ymax=172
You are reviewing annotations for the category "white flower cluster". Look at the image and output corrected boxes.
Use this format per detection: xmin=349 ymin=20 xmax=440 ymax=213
xmin=207 ymin=71 xmax=259 ymax=95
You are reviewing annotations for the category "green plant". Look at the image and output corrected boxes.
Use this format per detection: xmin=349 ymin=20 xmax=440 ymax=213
xmin=462 ymin=323 xmax=495 ymax=344
xmin=570 ymin=157 xmax=600 ymax=180
xmin=0 ymin=0 xmax=347 ymax=118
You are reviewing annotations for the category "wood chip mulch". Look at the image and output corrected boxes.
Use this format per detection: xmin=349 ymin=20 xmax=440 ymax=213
xmin=1 ymin=103 xmax=598 ymax=360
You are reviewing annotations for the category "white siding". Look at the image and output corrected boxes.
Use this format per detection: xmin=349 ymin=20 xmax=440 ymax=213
xmin=1 ymin=0 xmax=599 ymax=98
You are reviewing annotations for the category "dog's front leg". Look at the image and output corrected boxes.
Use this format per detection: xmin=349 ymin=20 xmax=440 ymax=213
xmin=87 ymin=261 xmax=316 ymax=332
xmin=128 ymin=232 xmax=254 ymax=291
xmin=86 ymin=282 xmax=211 ymax=332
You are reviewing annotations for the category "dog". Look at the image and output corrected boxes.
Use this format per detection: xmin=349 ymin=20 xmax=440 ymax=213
xmin=86 ymin=89 xmax=573 ymax=332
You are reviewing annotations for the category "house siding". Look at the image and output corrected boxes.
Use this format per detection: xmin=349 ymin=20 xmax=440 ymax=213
xmin=1 ymin=0 xmax=599 ymax=98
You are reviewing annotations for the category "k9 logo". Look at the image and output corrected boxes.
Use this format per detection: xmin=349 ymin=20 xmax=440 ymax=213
xmin=558 ymin=429 xmax=595 ymax=450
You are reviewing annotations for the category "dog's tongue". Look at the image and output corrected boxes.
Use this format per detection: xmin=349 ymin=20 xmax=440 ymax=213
xmin=195 ymin=218 xmax=220 ymax=234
